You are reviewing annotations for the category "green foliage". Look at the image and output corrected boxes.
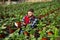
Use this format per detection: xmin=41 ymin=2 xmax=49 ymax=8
xmin=0 ymin=1 xmax=60 ymax=40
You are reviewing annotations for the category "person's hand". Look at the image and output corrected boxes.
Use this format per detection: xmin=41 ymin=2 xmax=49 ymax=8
xmin=22 ymin=22 xmax=26 ymax=25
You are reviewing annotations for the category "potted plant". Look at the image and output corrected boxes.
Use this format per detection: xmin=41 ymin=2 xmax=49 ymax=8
xmin=6 ymin=25 xmax=16 ymax=34
xmin=15 ymin=21 xmax=21 ymax=28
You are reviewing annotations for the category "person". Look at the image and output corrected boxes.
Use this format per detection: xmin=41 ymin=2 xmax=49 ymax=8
xmin=19 ymin=9 xmax=38 ymax=34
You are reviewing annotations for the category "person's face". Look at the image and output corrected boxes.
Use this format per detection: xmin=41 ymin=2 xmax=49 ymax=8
xmin=27 ymin=11 xmax=34 ymax=17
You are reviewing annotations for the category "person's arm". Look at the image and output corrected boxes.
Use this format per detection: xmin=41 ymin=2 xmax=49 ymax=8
xmin=21 ymin=17 xmax=26 ymax=25
xmin=30 ymin=18 xmax=38 ymax=28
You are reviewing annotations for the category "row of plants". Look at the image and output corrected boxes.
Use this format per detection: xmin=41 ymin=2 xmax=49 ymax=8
xmin=0 ymin=1 xmax=60 ymax=40
xmin=4 ymin=10 xmax=60 ymax=40
xmin=2 ymin=7 xmax=59 ymax=40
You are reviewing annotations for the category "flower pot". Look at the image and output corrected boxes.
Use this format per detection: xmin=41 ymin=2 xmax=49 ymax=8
xmin=6 ymin=25 xmax=17 ymax=34
xmin=9 ymin=28 xmax=16 ymax=34
xmin=23 ymin=31 xmax=30 ymax=36
xmin=0 ymin=34 xmax=5 ymax=38
xmin=47 ymin=31 xmax=54 ymax=36
xmin=42 ymin=37 xmax=48 ymax=40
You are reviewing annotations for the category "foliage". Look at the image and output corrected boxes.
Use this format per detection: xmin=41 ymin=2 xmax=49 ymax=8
xmin=0 ymin=1 xmax=60 ymax=40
